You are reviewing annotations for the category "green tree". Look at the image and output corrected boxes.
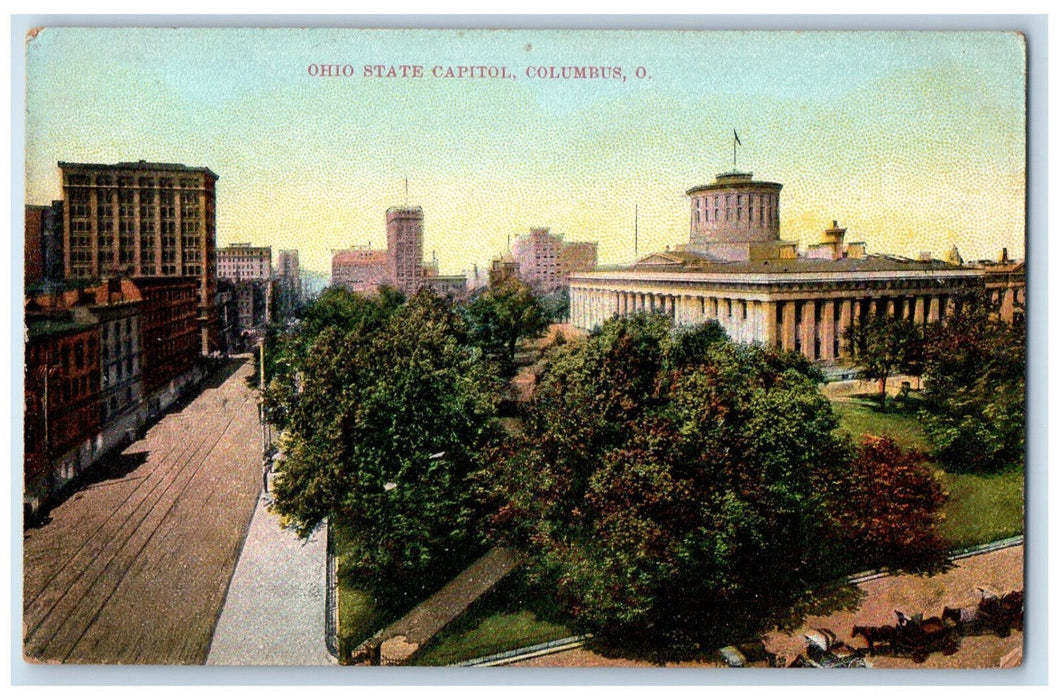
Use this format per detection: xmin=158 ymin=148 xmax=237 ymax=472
xmin=485 ymin=314 xmax=855 ymax=652
xmin=269 ymin=289 xmax=504 ymax=601
xmin=462 ymin=278 xmax=551 ymax=375
xmin=256 ymin=286 xmax=404 ymax=432
xmin=843 ymin=313 xmax=924 ymax=409
xmin=919 ymin=300 xmax=1025 ymax=473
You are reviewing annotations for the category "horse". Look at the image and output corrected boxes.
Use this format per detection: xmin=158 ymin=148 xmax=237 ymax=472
xmin=894 ymin=610 xmax=960 ymax=662
xmin=999 ymin=590 xmax=1024 ymax=632
xmin=976 ymin=589 xmax=1018 ymax=638
xmin=851 ymin=624 xmax=896 ymax=654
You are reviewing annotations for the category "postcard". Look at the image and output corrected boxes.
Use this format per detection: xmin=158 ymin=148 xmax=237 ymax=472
xmin=20 ymin=25 xmax=1027 ymax=672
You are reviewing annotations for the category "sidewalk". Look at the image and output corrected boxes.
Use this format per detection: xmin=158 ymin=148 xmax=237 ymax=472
xmin=206 ymin=479 xmax=336 ymax=666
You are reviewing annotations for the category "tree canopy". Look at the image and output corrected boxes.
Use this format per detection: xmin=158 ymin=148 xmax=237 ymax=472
xmin=843 ymin=313 xmax=924 ymax=408
xmin=485 ymin=315 xmax=862 ymax=651
xmin=919 ymin=300 xmax=1025 ymax=474
xmin=461 ymin=278 xmax=552 ymax=376
xmin=836 ymin=436 xmax=948 ymax=571
xmin=268 ymin=288 xmax=505 ymax=600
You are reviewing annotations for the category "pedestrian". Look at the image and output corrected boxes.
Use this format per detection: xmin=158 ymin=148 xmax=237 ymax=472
xmin=263 ymin=465 xmax=269 ymax=494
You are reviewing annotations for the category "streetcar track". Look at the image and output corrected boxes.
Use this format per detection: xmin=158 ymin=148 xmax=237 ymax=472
xmin=25 ymin=413 xmax=238 ymax=658
xmin=22 ymin=364 xmax=262 ymax=664
xmin=63 ymin=411 xmax=259 ymax=663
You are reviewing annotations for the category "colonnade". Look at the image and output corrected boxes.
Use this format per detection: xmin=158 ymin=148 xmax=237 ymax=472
xmin=570 ymin=286 xmax=960 ymax=362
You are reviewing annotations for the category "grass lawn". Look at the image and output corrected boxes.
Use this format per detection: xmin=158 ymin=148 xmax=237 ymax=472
xmin=413 ymin=609 xmax=572 ymax=666
xmin=830 ymin=399 xmax=931 ymax=453
xmin=937 ymin=470 xmax=1025 ymax=550
xmin=830 ymin=397 xmax=1024 ymax=549
xmin=337 ymin=582 xmax=385 ymax=654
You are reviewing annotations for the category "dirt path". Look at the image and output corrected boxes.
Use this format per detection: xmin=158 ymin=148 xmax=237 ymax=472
xmin=22 ymin=359 xmax=263 ymax=664
xmin=508 ymin=545 xmax=1023 ymax=669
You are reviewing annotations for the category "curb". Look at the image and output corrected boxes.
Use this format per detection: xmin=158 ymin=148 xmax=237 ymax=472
xmin=455 ymin=635 xmax=592 ymax=667
xmin=324 ymin=520 xmax=339 ymax=662
xmin=846 ymin=535 xmax=1024 ymax=585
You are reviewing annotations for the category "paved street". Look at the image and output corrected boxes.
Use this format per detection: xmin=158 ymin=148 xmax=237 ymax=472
xmin=206 ymin=486 xmax=335 ymax=666
xmin=23 ymin=359 xmax=264 ymax=664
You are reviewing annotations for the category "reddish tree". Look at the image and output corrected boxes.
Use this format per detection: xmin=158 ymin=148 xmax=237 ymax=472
xmin=839 ymin=436 xmax=948 ymax=570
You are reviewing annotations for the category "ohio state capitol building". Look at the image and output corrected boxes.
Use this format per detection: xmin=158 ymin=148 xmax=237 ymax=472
xmin=569 ymin=169 xmax=1018 ymax=365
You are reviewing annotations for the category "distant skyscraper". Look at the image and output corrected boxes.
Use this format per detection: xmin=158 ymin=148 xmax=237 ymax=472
xmin=58 ymin=160 xmax=218 ymax=354
xmin=276 ymin=249 xmax=301 ymax=318
xmin=386 ymin=207 xmax=424 ymax=296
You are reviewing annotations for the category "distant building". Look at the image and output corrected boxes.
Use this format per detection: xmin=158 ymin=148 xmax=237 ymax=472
xmin=386 ymin=207 xmax=425 ymax=296
xmin=232 ymin=279 xmax=271 ymax=341
xmin=489 ymin=254 xmax=519 ymax=287
xmin=558 ymin=240 xmax=599 ymax=286
xmin=58 ymin=160 xmax=219 ymax=354
xmin=214 ymin=278 xmax=239 ymax=354
xmin=218 ymin=243 xmax=272 ymax=281
xmin=332 ymin=246 xmax=389 ymax=294
xmin=512 ymin=228 xmax=598 ymax=292
xmin=512 ymin=228 xmax=562 ymax=291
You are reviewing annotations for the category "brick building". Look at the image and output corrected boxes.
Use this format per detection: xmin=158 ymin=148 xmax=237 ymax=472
xmin=135 ymin=277 xmax=200 ymax=395
xmin=58 ymin=160 xmax=219 ymax=354
xmin=331 ymin=247 xmax=389 ymax=294
xmin=88 ymin=279 xmax=144 ymax=425
xmin=24 ymin=307 xmax=102 ymax=506
xmin=25 ymin=205 xmax=46 ymax=287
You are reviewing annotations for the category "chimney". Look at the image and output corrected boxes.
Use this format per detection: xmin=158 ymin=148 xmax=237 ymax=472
xmin=1001 ymin=247 xmax=1009 ymax=263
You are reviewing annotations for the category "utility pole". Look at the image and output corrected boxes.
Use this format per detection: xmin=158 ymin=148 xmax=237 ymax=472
xmin=634 ymin=204 xmax=639 ymax=259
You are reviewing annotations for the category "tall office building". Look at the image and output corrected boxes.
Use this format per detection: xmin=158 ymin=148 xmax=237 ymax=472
xmin=58 ymin=160 xmax=219 ymax=354
xmin=385 ymin=207 xmax=424 ymax=296
xmin=512 ymin=227 xmax=599 ymax=292
xmin=276 ymin=249 xmax=301 ymax=318
xmin=217 ymin=243 xmax=272 ymax=281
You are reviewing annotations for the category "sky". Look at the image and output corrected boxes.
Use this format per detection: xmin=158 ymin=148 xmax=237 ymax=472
xmin=24 ymin=28 xmax=1026 ymax=277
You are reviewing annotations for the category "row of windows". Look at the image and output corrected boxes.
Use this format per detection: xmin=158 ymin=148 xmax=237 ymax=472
xmin=66 ymin=174 xmax=203 ymax=189
xmin=694 ymin=193 xmax=779 ymax=225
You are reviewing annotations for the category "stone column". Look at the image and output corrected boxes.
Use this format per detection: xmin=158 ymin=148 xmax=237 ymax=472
xmin=838 ymin=299 xmax=852 ymax=358
xmin=886 ymin=298 xmax=896 ymax=318
xmin=781 ymin=301 xmax=796 ymax=352
xmin=1000 ymin=287 xmax=1015 ymax=323
xmin=913 ymin=296 xmax=925 ymax=324
xmin=800 ymin=299 xmax=817 ymax=360
xmin=927 ymin=296 xmax=940 ymax=323
xmin=762 ymin=300 xmax=778 ymax=347
xmin=820 ymin=300 xmax=835 ymax=360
